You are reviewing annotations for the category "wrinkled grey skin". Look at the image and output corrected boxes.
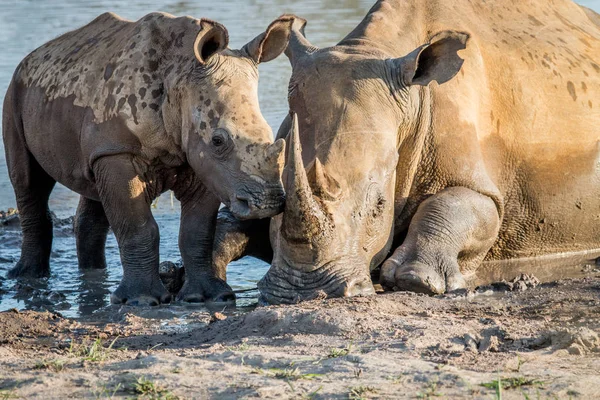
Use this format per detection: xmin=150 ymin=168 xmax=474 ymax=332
xmin=213 ymin=1 xmax=600 ymax=304
xmin=2 ymin=12 xmax=296 ymax=305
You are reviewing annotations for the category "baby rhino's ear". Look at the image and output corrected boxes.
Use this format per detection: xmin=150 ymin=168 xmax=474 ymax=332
xmin=242 ymin=15 xmax=297 ymax=63
xmin=194 ymin=19 xmax=229 ymax=64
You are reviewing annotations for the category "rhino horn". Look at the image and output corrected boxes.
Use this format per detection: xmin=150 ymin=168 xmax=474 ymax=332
xmin=265 ymin=138 xmax=286 ymax=172
xmin=307 ymin=158 xmax=341 ymax=201
xmin=282 ymin=114 xmax=329 ymax=243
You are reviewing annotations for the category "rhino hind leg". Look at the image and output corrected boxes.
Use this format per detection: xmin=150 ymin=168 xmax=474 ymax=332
xmin=5 ymin=142 xmax=56 ymax=279
xmin=74 ymin=196 xmax=110 ymax=270
xmin=381 ymin=187 xmax=500 ymax=294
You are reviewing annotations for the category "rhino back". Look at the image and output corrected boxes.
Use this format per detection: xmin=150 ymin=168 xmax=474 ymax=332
xmin=17 ymin=11 xmax=201 ymax=129
xmin=10 ymin=12 xmax=204 ymax=196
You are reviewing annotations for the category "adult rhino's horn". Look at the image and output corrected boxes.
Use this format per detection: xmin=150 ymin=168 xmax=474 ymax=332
xmin=307 ymin=158 xmax=341 ymax=201
xmin=282 ymin=114 xmax=329 ymax=243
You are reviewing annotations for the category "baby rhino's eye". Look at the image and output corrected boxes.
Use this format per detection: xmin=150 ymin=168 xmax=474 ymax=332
xmin=210 ymin=128 xmax=233 ymax=159
xmin=212 ymin=136 xmax=224 ymax=147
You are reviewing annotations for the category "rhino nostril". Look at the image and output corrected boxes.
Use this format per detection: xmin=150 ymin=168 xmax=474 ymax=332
xmin=236 ymin=196 xmax=251 ymax=209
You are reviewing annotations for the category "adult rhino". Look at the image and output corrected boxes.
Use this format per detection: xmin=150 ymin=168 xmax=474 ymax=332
xmin=213 ymin=1 xmax=600 ymax=304
xmin=2 ymin=12 xmax=295 ymax=305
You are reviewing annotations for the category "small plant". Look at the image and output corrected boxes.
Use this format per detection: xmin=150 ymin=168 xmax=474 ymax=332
xmin=226 ymin=342 xmax=250 ymax=352
xmin=68 ymin=336 xmax=119 ymax=363
xmin=33 ymin=358 xmax=66 ymax=372
xmin=511 ymin=354 xmax=527 ymax=373
xmin=416 ymin=380 xmax=443 ymax=399
xmin=91 ymin=383 xmax=121 ymax=400
xmin=481 ymin=377 xmax=543 ymax=391
xmin=386 ymin=374 xmax=406 ymax=385
xmin=133 ymin=376 xmax=179 ymax=399
xmin=353 ymin=367 xmax=363 ymax=378
xmin=348 ymin=385 xmax=377 ymax=400
xmin=303 ymin=386 xmax=323 ymax=399
xmin=0 ymin=390 xmax=19 ymax=400
xmin=328 ymin=343 xmax=353 ymax=358
xmin=270 ymin=367 xmax=323 ymax=381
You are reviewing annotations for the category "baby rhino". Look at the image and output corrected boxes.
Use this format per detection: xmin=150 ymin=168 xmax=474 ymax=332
xmin=2 ymin=12 xmax=294 ymax=305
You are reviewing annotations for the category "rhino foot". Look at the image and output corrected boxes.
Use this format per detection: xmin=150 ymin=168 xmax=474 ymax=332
xmin=110 ymin=277 xmax=171 ymax=306
xmin=8 ymin=259 xmax=50 ymax=279
xmin=176 ymin=277 xmax=235 ymax=303
xmin=380 ymin=257 xmax=466 ymax=295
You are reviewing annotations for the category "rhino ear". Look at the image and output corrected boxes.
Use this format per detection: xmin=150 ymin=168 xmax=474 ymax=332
xmin=194 ymin=19 xmax=229 ymax=64
xmin=243 ymin=15 xmax=296 ymax=63
xmin=284 ymin=15 xmax=317 ymax=66
xmin=397 ymin=30 xmax=470 ymax=86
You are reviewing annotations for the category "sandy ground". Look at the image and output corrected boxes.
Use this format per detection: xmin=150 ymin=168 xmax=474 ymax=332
xmin=1 ymin=274 xmax=600 ymax=399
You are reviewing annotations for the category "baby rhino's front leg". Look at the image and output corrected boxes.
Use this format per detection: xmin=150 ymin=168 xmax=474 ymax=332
xmin=381 ymin=187 xmax=500 ymax=294
xmin=94 ymin=155 xmax=171 ymax=306
xmin=174 ymin=174 xmax=234 ymax=303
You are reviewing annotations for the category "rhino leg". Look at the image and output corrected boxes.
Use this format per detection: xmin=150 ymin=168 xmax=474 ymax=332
xmin=4 ymin=112 xmax=56 ymax=278
xmin=74 ymin=196 xmax=109 ymax=270
xmin=8 ymin=156 xmax=56 ymax=278
xmin=381 ymin=187 xmax=500 ymax=294
xmin=94 ymin=154 xmax=170 ymax=306
xmin=213 ymin=207 xmax=273 ymax=277
xmin=173 ymin=177 xmax=234 ymax=303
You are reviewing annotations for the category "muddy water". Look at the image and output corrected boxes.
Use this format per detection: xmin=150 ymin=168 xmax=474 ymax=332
xmin=0 ymin=0 xmax=375 ymax=318
xmin=0 ymin=0 xmax=599 ymax=319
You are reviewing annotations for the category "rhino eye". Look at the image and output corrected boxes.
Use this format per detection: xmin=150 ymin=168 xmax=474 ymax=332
xmin=210 ymin=128 xmax=233 ymax=159
xmin=212 ymin=136 xmax=224 ymax=147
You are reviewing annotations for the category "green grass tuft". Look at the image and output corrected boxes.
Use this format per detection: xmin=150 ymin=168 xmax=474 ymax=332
xmin=348 ymin=385 xmax=377 ymax=400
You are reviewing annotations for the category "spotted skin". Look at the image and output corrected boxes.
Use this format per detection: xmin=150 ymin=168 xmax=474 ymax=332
xmin=3 ymin=12 xmax=295 ymax=305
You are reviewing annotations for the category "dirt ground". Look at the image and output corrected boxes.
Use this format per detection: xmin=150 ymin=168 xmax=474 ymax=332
xmin=1 ymin=274 xmax=599 ymax=400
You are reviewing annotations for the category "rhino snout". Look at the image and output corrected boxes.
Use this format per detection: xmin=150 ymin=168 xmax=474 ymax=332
xmin=257 ymin=259 xmax=375 ymax=305
xmin=229 ymin=186 xmax=285 ymax=220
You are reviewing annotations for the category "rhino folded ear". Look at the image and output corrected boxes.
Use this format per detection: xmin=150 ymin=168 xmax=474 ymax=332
xmin=397 ymin=30 xmax=470 ymax=86
xmin=194 ymin=19 xmax=229 ymax=64
xmin=243 ymin=15 xmax=298 ymax=63
xmin=284 ymin=15 xmax=317 ymax=66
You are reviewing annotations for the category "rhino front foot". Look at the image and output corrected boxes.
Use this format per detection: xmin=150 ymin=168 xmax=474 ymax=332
xmin=176 ymin=277 xmax=235 ymax=303
xmin=110 ymin=277 xmax=171 ymax=306
xmin=381 ymin=253 xmax=466 ymax=295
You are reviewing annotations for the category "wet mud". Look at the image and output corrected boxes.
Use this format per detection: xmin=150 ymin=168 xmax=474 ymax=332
xmin=1 ymin=275 xmax=599 ymax=399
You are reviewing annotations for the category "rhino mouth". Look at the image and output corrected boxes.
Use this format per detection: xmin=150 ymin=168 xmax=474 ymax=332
xmin=257 ymin=259 xmax=375 ymax=305
xmin=229 ymin=188 xmax=285 ymax=220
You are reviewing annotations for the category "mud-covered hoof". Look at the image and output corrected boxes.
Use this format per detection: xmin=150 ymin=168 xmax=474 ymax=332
xmin=7 ymin=260 xmax=50 ymax=279
xmin=110 ymin=281 xmax=171 ymax=306
xmin=394 ymin=269 xmax=445 ymax=295
xmin=210 ymin=290 xmax=236 ymax=303
xmin=176 ymin=279 xmax=235 ymax=304
xmin=381 ymin=259 xmax=465 ymax=295
xmin=176 ymin=291 xmax=205 ymax=303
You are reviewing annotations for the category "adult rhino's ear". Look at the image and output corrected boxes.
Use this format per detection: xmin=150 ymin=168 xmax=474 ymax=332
xmin=283 ymin=15 xmax=317 ymax=66
xmin=194 ymin=19 xmax=229 ymax=64
xmin=243 ymin=15 xmax=297 ymax=63
xmin=397 ymin=30 xmax=470 ymax=86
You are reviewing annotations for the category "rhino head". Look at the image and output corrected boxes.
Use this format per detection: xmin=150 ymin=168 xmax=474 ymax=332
xmin=162 ymin=16 xmax=295 ymax=219
xmin=259 ymin=17 xmax=469 ymax=304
